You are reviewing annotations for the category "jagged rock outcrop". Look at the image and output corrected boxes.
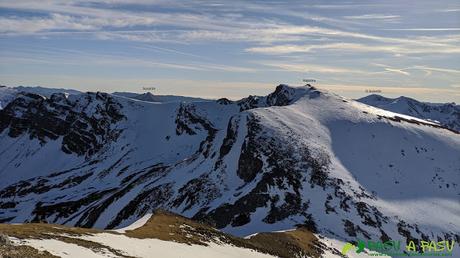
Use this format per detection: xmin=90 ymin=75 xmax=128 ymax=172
xmin=0 ymin=92 xmax=125 ymax=156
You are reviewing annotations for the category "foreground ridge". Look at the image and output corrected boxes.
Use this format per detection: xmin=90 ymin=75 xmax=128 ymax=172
xmin=0 ymin=209 xmax=340 ymax=258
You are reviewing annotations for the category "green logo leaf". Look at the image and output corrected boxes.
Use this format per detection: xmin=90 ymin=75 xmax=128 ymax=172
xmin=342 ymin=242 xmax=355 ymax=255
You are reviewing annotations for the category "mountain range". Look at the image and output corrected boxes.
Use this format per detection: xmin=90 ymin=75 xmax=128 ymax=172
xmin=0 ymin=84 xmax=458 ymax=257
xmin=358 ymin=94 xmax=459 ymax=132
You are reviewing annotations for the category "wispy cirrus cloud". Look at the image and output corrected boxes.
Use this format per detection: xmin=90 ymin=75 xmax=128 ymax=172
xmin=343 ymin=14 xmax=400 ymax=20
xmin=246 ymin=41 xmax=460 ymax=55
xmin=0 ymin=13 xmax=95 ymax=33
xmin=377 ymin=63 xmax=460 ymax=73
xmin=344 ymin=14 xmax=400 ymax=19
xmin=384 ymin=28 xmax=460 ymax=31
xmin=436 ymin=8 xmax=460 ymax=12
xmin=371 ymin=63 xmax=411 ymax=76
xmin=410 ymin=65 xmax=460 ymax=74
xmin=383 ymin=68 xmax=410 ymax=76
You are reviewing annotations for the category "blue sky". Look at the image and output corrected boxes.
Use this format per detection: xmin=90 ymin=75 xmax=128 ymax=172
xmin=0 ymin=0 xmax=459 ymax=102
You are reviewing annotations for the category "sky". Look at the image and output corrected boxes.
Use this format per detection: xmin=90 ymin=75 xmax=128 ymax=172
xmin=0 ymin=0 xmax=459 ymax=102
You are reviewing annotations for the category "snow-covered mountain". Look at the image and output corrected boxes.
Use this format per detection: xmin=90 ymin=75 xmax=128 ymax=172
xmin=358 ymin=94 xmax=460 ymax=132
xmin=0 ymin=84 xmax=458 ymax=256
xmin=0 ymin=85 xmax=207 ymax=109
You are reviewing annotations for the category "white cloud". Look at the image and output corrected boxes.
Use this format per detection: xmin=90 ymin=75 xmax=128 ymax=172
xmin=246 ymin=41 xmax=460 ymax=55
xmin=0 ymin=14 xmax=96 ymax=33
xmin=383 ymin=68 xmax=410 ymax=76
xmin=384 ymin=28 xmax=460 ymax=31
xmin=372 ymin=64 xmax=460 ymax=76
xmin=411 ymin=66 xmax=460 ymax=74
xmin=344 ymin=14 xmax=400 ymax=20
xmin=436 ymin=8 xmax=460 ymax=12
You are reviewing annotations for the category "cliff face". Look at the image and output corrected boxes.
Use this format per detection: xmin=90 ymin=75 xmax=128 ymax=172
xmin=0 ymin=92 xmax=124 ymax=156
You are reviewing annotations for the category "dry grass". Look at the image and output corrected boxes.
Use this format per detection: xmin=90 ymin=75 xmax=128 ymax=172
xmin=0 ymin=244 xmax=59 ymax=258
xmin=246 ymin=227 xmax=324 ymax=258
xmin=0 ymin=223 xmax=133 ymax=258
xmin=125 ymin=210 xmax=230 ymax=245
xmin=125 ymin=210 xmax=325 ymax=258
xmin=0 ymin=223 xmax=101 ymax=239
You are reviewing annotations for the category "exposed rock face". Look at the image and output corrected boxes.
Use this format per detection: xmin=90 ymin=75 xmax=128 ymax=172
xmin=0 ymin=234 xmax=11 ymax=246
xmin=216 ymin=98 xmax=233 ymax=105
xmin=236 ymin=116 xmax=263 ymax=182
xmin=0 ymin=92 xmax=125 ymax=156
xmin=133 ymin=92 xmax=157 ymax=102
xmin=237 ymin=84 xmax=322 ymax=112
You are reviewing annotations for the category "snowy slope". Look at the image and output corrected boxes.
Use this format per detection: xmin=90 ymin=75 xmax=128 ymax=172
xmin=14 ymin=236 xmax=276 ymax=258
xmin=0 ymin=84 xmax=458 ymax=254
xmin=358 ymin=94 xmax=460 ymax=132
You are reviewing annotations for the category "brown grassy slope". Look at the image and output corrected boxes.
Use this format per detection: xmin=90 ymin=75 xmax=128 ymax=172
xmin=0 ymin=244 xmax=59 ymax=258
xmin=0 ymin=224 xmax=133 ymax=258
xmin=125 ymin=209 xmax=326 ymax=258
xmin=247 ymin=228 xmax=327 ymax=258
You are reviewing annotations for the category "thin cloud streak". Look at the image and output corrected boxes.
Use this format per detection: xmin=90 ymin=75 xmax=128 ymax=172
xmin=384 ymin=28 xmax=460 ymax=31
xmin=343 ymin=14 xmax=400 ymax=20
xmin=246 ymin=41 xmax=460 ymax=55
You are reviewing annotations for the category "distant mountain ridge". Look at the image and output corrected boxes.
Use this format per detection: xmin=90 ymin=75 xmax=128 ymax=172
xmin=0 ymin=85 xmax=208 ymax=110
xmin=112 ymin=91 xmax=209 ymax=103
xmin=358 ymin=94 xmax=460 ymax=132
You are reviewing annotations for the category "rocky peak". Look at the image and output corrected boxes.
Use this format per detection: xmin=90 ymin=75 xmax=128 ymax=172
xmin=216 ymin=98 xmax=233 ymax=105
xmin=133 ymin=92 xmax=157 ymax=102
xmin=237 ymin=84 xmax=320 ymax=111
xmin=266 ymin=84 xmax=320 ymax=106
